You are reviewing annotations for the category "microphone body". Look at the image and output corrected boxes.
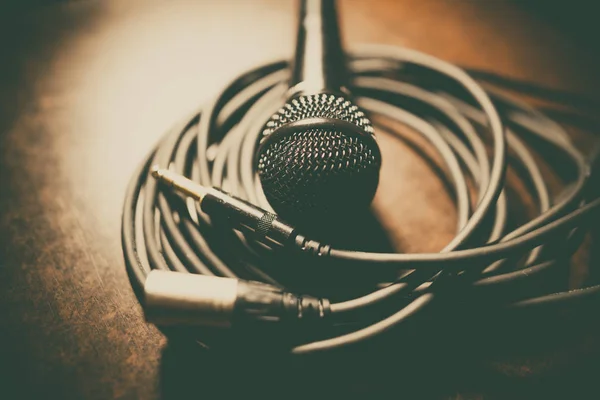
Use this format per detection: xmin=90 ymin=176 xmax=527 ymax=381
xmin=256 ymin=0 xmax=382 ymax=224
xmin=288 ymin=0 xmax=348 ymax=97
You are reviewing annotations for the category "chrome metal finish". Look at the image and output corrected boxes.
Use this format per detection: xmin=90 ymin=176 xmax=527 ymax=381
xmin=289 ymin=0 xmax=348 ymax=97
xmin=143 ymin=270 xmax=238 ymax=327
xmin=151 ymin=167 xmax=208 ymax=201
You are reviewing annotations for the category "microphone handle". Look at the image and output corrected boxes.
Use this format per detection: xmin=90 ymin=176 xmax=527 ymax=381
xmin=289 ymin=0 xmax=349 ymax=97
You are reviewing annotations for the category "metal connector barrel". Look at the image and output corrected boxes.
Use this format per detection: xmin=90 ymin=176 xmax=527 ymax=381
xmin=143 ymin=270 xmax=330 ymax=327
xmin=144 ymin=270 xmax=238 ymax=327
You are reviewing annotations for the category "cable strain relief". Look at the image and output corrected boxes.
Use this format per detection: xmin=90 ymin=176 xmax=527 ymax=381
xmin=294 ymin=234 xmax=331 ymax=257
xmin=282 ymin=292 xmax=331 ymax=322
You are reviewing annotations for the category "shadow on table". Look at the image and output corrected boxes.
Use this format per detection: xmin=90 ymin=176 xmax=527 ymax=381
xmin=157 ymin=313 xmax=600 ymax=400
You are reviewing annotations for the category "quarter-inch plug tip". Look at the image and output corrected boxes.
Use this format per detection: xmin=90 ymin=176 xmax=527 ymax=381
xmin=150 ymin=164 xmax=162 ymax=179
xmin=149 ymin=166 xmax=208 ymax=201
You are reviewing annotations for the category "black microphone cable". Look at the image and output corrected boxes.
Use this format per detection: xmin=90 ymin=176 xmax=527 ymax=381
xmin=122 ymin=44 xmax=600 ymax=355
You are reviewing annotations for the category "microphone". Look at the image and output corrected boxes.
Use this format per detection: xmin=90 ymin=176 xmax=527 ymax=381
xmin=255 ymin=0 xmax=382 ymax=224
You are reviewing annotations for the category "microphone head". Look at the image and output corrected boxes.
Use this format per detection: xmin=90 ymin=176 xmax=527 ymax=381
xmin=256 ymin=93 xmax=381 ymax=224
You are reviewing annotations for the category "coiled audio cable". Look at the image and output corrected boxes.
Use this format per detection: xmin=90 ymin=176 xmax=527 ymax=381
xmin=122 ymin=45 xmax=600 ymax=355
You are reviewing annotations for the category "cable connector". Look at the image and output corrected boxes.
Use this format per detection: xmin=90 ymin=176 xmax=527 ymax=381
xmin=151 ymin=167 xmax=296 ymax=246
xmin=143 ymin=270 xmax=330 ymax=327
xmin=294 ymin=234 xmax=331 ymax=257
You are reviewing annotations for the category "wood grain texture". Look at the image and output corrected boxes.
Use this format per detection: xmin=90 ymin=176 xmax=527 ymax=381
xmin=0 ymin=0 xmax=598 ymax=399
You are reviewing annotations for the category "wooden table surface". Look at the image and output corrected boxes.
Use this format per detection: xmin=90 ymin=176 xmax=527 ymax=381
xmin=1 ymin=0 xmax=599 ymax=398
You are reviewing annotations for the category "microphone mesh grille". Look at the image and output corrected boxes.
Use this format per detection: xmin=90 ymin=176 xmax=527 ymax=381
xmin=257 ymin=94 xmax=381 ymax=221
xmin=261 ymin=93 xmax=374 ymax=138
